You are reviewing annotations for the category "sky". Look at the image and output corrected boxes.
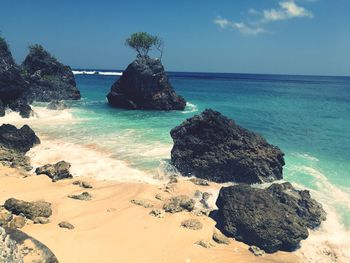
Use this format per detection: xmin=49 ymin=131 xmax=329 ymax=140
xmin=1 ymin=0 xmax=349 ymax=76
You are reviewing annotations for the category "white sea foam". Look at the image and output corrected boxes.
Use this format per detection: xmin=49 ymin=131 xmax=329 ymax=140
xmin=27 ymin=137 xmax=164 ymax=185
xmin=182 ymin=102 xmax=198 ymax=114
xmin=72 ymin=70 xmax=123 ymax=76
xmin=294 ymin=152 xmax=320 ymax=162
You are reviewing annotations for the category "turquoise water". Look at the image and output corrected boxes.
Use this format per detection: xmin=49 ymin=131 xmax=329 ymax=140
xmin=25 ymin=72 xmax=350 ymax=229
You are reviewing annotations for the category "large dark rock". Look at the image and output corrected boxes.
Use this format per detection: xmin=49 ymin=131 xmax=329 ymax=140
xmin=170 ymin=109 xmax=285 ymax=184
xmin=35 ymin=160 xmax=73 ymax=182
xmin=0 ymin=37 xmax=32 ymax=117
xmin=107 ymin=56 xmax=186 ymax=110
xmin=212 ymin=183 xmax=326 ymax=253
xmin=4 ymin=198 xmax=52 ymax=220
xmin=0 ymin=124 xmax=40 ymax=153
xmin=0 ymin=146 xmax=32 ymax=171
xmin=21 ymin=44 xmax=81 ymax=102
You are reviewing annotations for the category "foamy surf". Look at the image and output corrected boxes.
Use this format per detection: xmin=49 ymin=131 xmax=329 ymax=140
xmin=27 ymin=137 xmax=165 ymax=185
xmin=72 ymin=70 xmax=123 ymax=76
xmin=182 ymin=102 xmax=198 ymax=114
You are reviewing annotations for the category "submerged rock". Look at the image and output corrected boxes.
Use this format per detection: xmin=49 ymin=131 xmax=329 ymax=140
xmin=170 ymin=109 xmax=285 ymax=184
xmin=4 ymin=198 xmax=52 ymax=220
xmin=107 ymin=56 xmax=186 ymax=110
xmin=47 ymin=100 xmax=67 ymax=110
xmin=21 ymin=44 xmax=81 ymax=102
xmin=212 ymin=183 xmax=326 ymax=253
xmin=35 ymin=160 xmax=72 ymax=182
xmin=0 ymin=124 xmax=40 ymax=153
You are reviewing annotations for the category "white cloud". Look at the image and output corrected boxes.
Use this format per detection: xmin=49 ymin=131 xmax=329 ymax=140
xmin=263 ymin=1 xmax=313 ymax=22
xmin=214 ymin=0 xmax=314 ymax=36
xmin=214 ymin=16 xmax=265 ymax=36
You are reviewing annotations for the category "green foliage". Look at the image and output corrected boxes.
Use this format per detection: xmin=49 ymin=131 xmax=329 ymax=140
xmin=125 ymin=32 xmax=164 ymax=58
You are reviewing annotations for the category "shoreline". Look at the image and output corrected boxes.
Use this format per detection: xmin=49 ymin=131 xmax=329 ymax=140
xmin=0 ymin=165 xmax=301 ymax=263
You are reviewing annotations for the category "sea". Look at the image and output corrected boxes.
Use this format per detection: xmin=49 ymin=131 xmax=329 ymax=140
xmin=1 ymin=69 xmax=350 ymax=262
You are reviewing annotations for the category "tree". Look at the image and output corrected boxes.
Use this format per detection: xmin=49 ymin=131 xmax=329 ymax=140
xmin=125 ymin=32 xmax=164 ymax=59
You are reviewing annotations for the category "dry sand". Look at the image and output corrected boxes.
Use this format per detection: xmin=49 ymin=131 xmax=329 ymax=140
xmin=0 ymin=165 xmax=301 ymax=263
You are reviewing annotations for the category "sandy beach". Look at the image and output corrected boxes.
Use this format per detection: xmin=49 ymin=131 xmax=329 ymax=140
xmin=0 ymin=165 xmax=301 ymax=263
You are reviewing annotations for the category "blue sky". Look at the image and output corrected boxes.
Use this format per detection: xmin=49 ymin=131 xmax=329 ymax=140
xmin=1 ymin=0 xmax=349 ymax=76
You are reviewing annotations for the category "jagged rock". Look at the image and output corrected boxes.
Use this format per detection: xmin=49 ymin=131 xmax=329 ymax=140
xmin=163 ymin=195 xmax=195 ymax=213
xmin=196 ymin=239 xmax=215 ymax=248
xmin=130 ymin=199 xmax=154 ymax=208
xmin=249 ymin=246 xmax=265 ymax=256
xmin=0 ymin=146 xmax=32 ymax=171
xmin=212 ymin=184 xmax=326 ymax=253
xmin=107 ymin=56 xmax=186 ymax=110
xmin=35 ymin=160 xmax=72 ymax=182
xmin=154 ymin=193 xmax=165 ymax=201
xmin=1 ymin=226 xmax=59 ymax=262
xmin=72 ymin=180 xmax=92 ymax=189
xmin=4 ymin=199 xmax=52 ymax=220
xmin=47 ymin=100 xmax=67 ymax=110
xmin=58 ymin=221 xmax=74 ymax=230
xmin=267 ymin=182 xmax=326 ymax=229
xmin=8 ymin=216 xmax=26 ymax=229
xmin=33 ymin=217 xmax=50 ymax=225
xmin=149 ymin=209 xmax=165 ymax=218
xmin=212 ymin=229 xmax=230 ymax=245
xmin=170 ymin=109 xmax=285 ymax=184
xmin=68 ymin=192 xmax=92 ymax=201
xmin=21 ymin=44 xmax=81 ymax=102
xmin=0 ymin=37 xmax=30 ymax=118
xmin=8 ymin=100 xmax=34 ymax=118
xmin=0 ymin=124 xmax=40 ymax=153
xmin=181 ymin=219 xmax=203 ymax=230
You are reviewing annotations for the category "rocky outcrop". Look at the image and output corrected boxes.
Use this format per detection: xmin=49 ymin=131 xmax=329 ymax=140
xmin=1 ymin=227 xmax=59 ymax=263
xmin=163 ymin=195 xmax=195 ymax=213
xmin=21 ymin=44 xmax=81 ymax=102
xmin=68 ymin=192 xmax=92 ymax=201
xmin=0 ymin=146 xmax=32 ymax=171
xmin=35 ymin=160 xmax=72 ymax=182
xmin=0 ymin=124 xmax=40 ymax=153
xmin=4 ymin=198 xmax=52 ymax=220
xmin=107 ymin=56 xmax=186 ymax=110
xmin=170 ymin=109 xmax=285 ymax=184
xmin=212 ymin=183 xmax=326 ymax=253
xmin=0 ymin=37 xmax=33 ymax=118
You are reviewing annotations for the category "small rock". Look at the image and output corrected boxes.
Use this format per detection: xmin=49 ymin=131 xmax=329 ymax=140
xmin=168 ymin=175 xmax=178 ymax=184
xmin=212 ymin=230 xmax=230 ymax=245
xmin=107 ymin=208 xmax=117 ymax=212
xmin=194 ymin=190 xmax=202 ymax=199
xmin=163 ymin=195 xmax=195 ymax=213
xmin=68 ymin=192 xmax=92 ymax=201
xmin=249 ymin=246 xmax=265 ymax=256
xmin=33 ymin=217 xmax=50 ymax=224
xmin=58 ymin=221 xmax=74 ymax=230
xmin=155 ymin=193 xmax=165 ymax=201
xmin=189 ymin=178 xmax=210 ymax=186
xmin=149 ymin=209 xmax=165 ymax=218
xmin=130 ymin=199 xmax=154 ymax=208
xmin=196 ymin=240 xmax=215 ymax=248
xmin=35 ymin=160 xmax=72 ymax=182
xmin=9 ymin=215 xmax=26 ymax=229
xmin=202 ymin=192 xmax=211 ymax=201
xmin=47 ymin=100 xmax=67 ymax=110
xmin=72 ymin=180 xmax=93 ymax=189
xmin=164 ymin=184 xmax=175 ymax=193
xmin=181 ymin=219 xmax=203 ymax=230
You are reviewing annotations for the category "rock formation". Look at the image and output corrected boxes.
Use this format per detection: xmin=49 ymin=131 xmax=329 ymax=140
xmin=0 ymin=37 xmax=32 ymax=118
xmin=22 ymin=44 xmax=81 ymax=102
xmin=212 ymin=183 xmax=326 ymax=253
xmin=0 ymin=124 xmax=40 ymax=153
xmin=4 ymin=198 xmax=52 ymax=220
xmin=170 ymin=109 xmax=285 ymax=184
xmin=107 ymin=56 xmax=186 ymax=110
xmin=35 ymin=160 xmax=72 ymax=182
